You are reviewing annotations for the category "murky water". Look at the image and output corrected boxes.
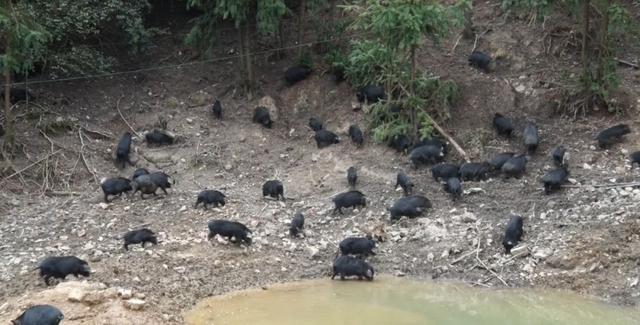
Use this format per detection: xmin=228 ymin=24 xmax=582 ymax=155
xmin=185 ymin=277 xmax=640 ymax=325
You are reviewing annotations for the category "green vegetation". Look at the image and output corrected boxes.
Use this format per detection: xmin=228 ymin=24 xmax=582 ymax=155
xmin=338 ymin=0 xmax=468 ymax=143
xmin=1 ymin=1 xmax=49 ymax=148
xmin=14 ymin=0 xmax=154 ymax=76
xmin=501 ymin=0 xmax=639 ymax=114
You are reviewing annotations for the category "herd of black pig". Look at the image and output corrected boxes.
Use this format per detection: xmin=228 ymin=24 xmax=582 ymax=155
xmin=7 ymin=52 xmax=638 ymax=324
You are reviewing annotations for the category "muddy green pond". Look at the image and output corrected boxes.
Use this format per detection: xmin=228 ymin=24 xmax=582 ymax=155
xmin=186 ymin=277 xmax=640 ymax=325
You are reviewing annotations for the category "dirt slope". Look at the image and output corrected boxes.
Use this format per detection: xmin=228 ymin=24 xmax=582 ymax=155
xmin=1 ymin=1 xmax=640 ymax=323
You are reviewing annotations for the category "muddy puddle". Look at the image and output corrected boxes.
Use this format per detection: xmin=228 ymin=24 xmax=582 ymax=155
xmin=185 ymin=277 xmax=640 ymax=325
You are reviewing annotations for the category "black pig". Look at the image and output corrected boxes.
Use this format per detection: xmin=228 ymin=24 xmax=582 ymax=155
xmin=285 ymin=65 xmax=312 ymax=85
xmin=212 ymin=99 xmax=222 ymax=119
xmin=331 ymin=255 xmax=374 ymax=281
xmin=314 ymin=129 xmax=340 ymax=148
xmin=356 ymin=85 xmax=385 ymax=104
xmin=115 ymin=132 xmax=133 ymax=169
xmin=208 ymin=220 xmax=252 ymax=245
xmin=253 ymin=106 xmax=273 ymax=129
xmin=339 ymin=237 xmax=376 ymax=258
xmin=552 ymin=146 xmax=567 ymax=167
xmin=444 ymin=177 xmax=462 ymax=200
xmin=389 ymin=195 xmax=431 ymax=220
xmin=468 ymin=51 xmax=492 ymax=73
xmin=195 ymin=189 xmax=226 ymax=209
xmin=123 ymin=228 xmax=158 ymax=250
xmin=289 ymin=212 xmax=305 ymax=237
xmin=541 ymin=167 xmax=569 ymax=194
xmin=489 ymin=152 xmax=515 ymax=171
xmin=493 ymin=113 xmax=514 ymax=137
xmin=431 ymin=163 xmax=459 ymax=181
xmin=395 ymin=171 xmax=414 ymax=196
xmin=523 ymin=122 xmax=539 ymax=154
xmin=145 ymin=129 xmax=174 ymax=146
xmin=36 ymin=256 xmax=90 ymax=285
xmin=262 ymin=180 xmax=284 ymax=200
xmin=596 ymin=124 xmax=630 ymax=148
xmin=502 ymin=215 xmax=524 ymax=254
xmin=12 ymin=305 xmax=64 ymax=325
xmin=409 ymin=145 xmax=444 ymax=167
xmin=347 ymin=166 xmax=357 ymax=188
xmin=308 ymin=117 xmax=323 ymax=131
xmin=348 ymin=125 xmax=364 ymax=147
xmin=332 ymin=190 xmax=366 ymax=214
xmin=459 ymin=162 xmax=491 ymax=181
xmin=501 ymin=154 xmax=528 ymax=179
xmin=101 ymin=177 xmax=132 ymax=203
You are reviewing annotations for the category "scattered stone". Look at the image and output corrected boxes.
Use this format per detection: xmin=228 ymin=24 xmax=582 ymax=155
xmin=510 ymin=244 xmax=529 ymax=258
xmin=123 ymin=298 xmax=146 ymax=311
xmin=118 ymin=288 xmax=133 ymax=299
xmin=532 ymin=247 xmax=553 ymax=260
xmin=460 ymin=211 xmax=477 ymax=223
xmin=98 ymin=203 xmax=109 ymax=210
xmin=67 ymin=288 xmax=86 ymax=302
xmin=522 ymin=263 xmax=535 ymax=273
xmin=306 ymin=246 xmax=320 ymax=259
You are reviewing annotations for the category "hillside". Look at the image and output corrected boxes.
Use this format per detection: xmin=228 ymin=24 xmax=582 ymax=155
xmin=1 ymin=1 xmax=640 ymax=323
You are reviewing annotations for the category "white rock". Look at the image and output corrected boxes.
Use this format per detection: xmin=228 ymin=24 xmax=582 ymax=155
xmin=67 ymin=288 xmax=86 ymax=302
xmin=306 ymin=246 xmax=320 ymax=259
xmin=522 ymin=263 xmax=535 ymax=273
xmin=98 ymin=203 xmax=109 ymax=210
xmin=515 ymin=84 xmax=526 ymax=93
xmin=118 ymin=288 xmax=133 ymax=299
xmin=510 ymin=244 xmax=530 ymax=258
xmin=533 ymin=247 xmax=553 ymax=260
xmin=460 ymin=211 xmax=477 ymax=223
xmin=123 ymin=298 xmax=146 ymax=311
xmin=427 ymin=253 xmax=434 ymax=263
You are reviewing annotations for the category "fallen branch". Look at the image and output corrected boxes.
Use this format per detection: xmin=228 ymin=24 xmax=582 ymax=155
xmin=45 ymin=191 xmax=83 ymax=197
xmin=471 ymin=28 xmax=491 ymax=53
xmin=475 ymin=224 xmax=509 ymax=287
xmin=449 ymin=249 xmax=480 ymax=265
xmin=0 ymin=149 xmax=62 ymax=185
xmin=130 ymin=222 xmax=152 ymax=230
xmin=449 ymin=33 xmax=463 ymax=54
xmin=78 ymin=129 xmax=98 ymax=184
xmin=615 ymin=58 xmax=639 ymax=69
xmin=428 ymin=115 xmax=470 ymax=162
xmin=115 ymin=95 xmax=142 ymax=138
xmin=550 ymin=182 xmax=640 ymax=190
xmin=80 ymin=126 xmax=114 ymax=140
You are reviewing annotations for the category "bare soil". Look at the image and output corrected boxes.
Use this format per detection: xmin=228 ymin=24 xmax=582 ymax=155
xmin=1 ymin=1 xmax=640 ymax=323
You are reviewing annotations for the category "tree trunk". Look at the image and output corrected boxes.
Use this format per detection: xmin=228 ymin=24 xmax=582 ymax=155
xmin=3 ymin=65 xmax=12 ymax=147
xmin=297 ymin=0 xmax=306 ymax=59
xmin=581 ymin=0 xmax=591 ymax=109
xmin=409 ymin=46 xmax=418 ymax=141
xmin=277 ymin=23 xmax=285 ymax=59
xmin=462 ymin=6 xmax=473 ymax=39
xmin=237 ymin=26 xmax=246 ymax=88
xmin=242 ymin=22 xmax=254 ymax=92
xmin=595 ymin=0 xmax=610 ymax=87
xmin=3 ymin=0 xmax=14 ymax=148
